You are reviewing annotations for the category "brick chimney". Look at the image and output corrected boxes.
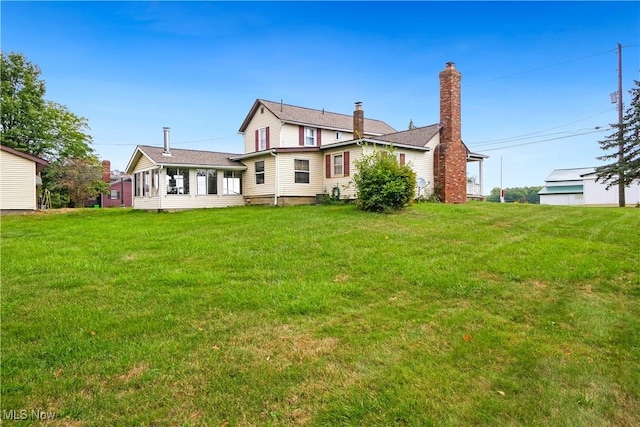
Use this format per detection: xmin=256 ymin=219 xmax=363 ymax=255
xmin=353 ymin=102 xmax=364 ymax=140
xmin=101 ymin=160 xmax=111 ymax=183
xmin=434 ymin=62 xmax=467 ymax=203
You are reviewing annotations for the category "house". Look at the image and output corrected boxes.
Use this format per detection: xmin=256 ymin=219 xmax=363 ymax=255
xmin=0 ymin=144 xmax=49 ymax=212
xmin=126 ymin=63 xmax=488 ymax=210
xmin=99 ymin=161 xmax=133 ymax=208
xmin=539 ymin=167 xmax=640 ymax=205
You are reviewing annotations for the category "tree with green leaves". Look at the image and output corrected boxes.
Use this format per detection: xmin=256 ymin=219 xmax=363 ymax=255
xmin=1 ymin=51 xmax=95 ymax=161
xmin=45 ymin=157 xmax=109 ymax=208
xmin=486 ymin=186 xmax=542 ymax=204
xmin=1 ymin=51 xmax=105 ymax=208
xmin=595 ymin=79 xmax=640 ymax=207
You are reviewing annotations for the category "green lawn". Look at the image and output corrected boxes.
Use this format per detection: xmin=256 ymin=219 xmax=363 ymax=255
xmin=1 ymin=203 xmax=638 ymax=426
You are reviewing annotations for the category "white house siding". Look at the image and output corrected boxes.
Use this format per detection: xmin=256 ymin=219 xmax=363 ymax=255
xmin=583 ymin=177 xmax=640 ymax=205
xmin=540 ymin=194 xmax=584 ymax=206
xmin=243 ymin=154 xmax=276 ymax=198
xmin=133 ymin=196 xmax=159 ymax=210
xmin=276 ymin=152 xmax=324 ymax=198
xmin=244 ymin=108 xmax=282 ymax=153
xmin=0 ymin=150 xmax=37 ymax=210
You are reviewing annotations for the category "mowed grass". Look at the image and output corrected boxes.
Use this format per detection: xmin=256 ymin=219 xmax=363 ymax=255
xmin=1 ymin=202 xmax=639 ymax=426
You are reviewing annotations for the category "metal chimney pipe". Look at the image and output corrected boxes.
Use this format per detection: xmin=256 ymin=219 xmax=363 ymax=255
xmin=162 ymin=127 xmax=171 ymax=155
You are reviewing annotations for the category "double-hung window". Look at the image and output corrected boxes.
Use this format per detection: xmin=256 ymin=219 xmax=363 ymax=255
xmin=258 ymin=128 xmax=267 ymax=151
xmin=166 ymin=168 xmax=190 ymax=195
xmin=333 ymin=154 xmax=343 ymax=176
xmin=255 ymin=161 xmax=265 ymax=185
xmin=304 ymin=128 xmax=316 ymax=146
xmin=196 ymin=170 xmax=217 ymax=195
xmin=294 ymin=159 xmax=310 ymax=184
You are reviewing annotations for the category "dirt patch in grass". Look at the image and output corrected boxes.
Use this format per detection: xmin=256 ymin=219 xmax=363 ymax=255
xmin=234 ymin=323 xmax=339 ymax=369
xmin=116 ymin=363 xmax=148 ymax=382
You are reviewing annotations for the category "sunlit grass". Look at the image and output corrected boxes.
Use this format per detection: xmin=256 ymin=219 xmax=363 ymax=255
xmin=1 ymin=203 xmax=638 ymax=426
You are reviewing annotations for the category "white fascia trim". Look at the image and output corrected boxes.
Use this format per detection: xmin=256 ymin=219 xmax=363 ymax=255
xmin=229 ymin=150 xmax=275 ymax=161
xmin=157 ymin=163 xmax=247 ymax=170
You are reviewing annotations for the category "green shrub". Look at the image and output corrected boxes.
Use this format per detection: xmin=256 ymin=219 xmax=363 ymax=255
xmin=353 ymin=148 xmax=417 ymax=212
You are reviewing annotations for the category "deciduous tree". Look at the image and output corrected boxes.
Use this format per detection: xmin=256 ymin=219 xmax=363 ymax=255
xmin=45 ymin=158 xmax=109 ymax=208
xmin=1 ymin=51 xmax=94 ymax=161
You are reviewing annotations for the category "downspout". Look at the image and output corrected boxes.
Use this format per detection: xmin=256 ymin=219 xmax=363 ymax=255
xmin=271 ymin=150 xmax=278 ymax=206
xmin=158 ymin=165 xmax=164 ymax=211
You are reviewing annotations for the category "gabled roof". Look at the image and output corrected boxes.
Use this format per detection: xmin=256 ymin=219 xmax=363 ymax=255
xmin=238 ymin=99 xmax=397 ymax=135
xmin=370 ymin=124 xmax=440 ymax=147
xmin=0 ymin=145 xmax=49 ymax=166
xmin=544 ymin=167 xmax=596 ymax=182
xmin=126 ymin=145 xmax=245 ymax=173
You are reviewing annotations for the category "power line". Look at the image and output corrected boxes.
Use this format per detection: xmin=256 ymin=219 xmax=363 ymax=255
xmin=92 ymin=134 xmax=240 ymax=146
xmin=466 ymin=108 xmax=616 ymax=146
xmin=479 ymin=128 xmax=607 ymax=152
xmin=463 ymin=49 xmax=616 ymax=88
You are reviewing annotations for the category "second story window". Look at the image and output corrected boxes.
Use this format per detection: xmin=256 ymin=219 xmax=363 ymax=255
xmin=255 ymin=127 xmax=269 ymax=151
xmin=258 ymin=128 xmax=267 ymax=151
xmin=305 ymin=127 xmax=316 ymax=146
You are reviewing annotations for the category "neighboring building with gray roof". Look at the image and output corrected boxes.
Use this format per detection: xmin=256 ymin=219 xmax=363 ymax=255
xmin=539 ymin=167 xmax=640 ymax=205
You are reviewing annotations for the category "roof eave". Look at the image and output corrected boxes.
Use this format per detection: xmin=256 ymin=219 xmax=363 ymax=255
xmin=321 ymin=138 xmax=430 ymax=152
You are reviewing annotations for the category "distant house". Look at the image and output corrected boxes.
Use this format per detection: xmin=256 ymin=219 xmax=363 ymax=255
xmin=0 ymin=145 xmax=49 ymax=212
xmin=539 ymin=167 xmax=640 ymax=205
xmin=98 ymin=161 xmax=133 ymax=208
xmin=126 ymin=63 xmax=488 ymax=211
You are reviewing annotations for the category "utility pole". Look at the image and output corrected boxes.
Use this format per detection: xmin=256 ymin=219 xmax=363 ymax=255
xmin=617 ymin=42 xmax=625 ymax=207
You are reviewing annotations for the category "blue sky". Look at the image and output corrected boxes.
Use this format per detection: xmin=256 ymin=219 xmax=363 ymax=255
xmin=2 ymin=1 xmax=639 ymax=193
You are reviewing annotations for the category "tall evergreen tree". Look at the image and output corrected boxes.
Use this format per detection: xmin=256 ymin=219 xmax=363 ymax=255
xmin=595 ymin=79 xmax=640 ymax=206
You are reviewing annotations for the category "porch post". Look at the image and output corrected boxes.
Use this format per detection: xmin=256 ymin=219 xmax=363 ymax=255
xmin=479 ymin=159 xmax=484 ymax=197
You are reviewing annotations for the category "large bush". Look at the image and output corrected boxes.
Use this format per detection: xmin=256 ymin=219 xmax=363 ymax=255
xmin=353 ymin=148 xmax=417 ymax=212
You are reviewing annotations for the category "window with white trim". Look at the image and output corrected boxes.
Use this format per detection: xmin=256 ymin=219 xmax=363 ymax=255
xmin=134 ymin=170 xmax=159 ymax=197
xmin=335 ymin=131 xmax=342 ymax=141
xmin=196 ymin=170 xmax=217 ymax=195
xmin=255 ymin=161 xmax=265 ymax=185
xmin=294 ymin=159 xmax=310 ymax=184
xmin=110 ymin=190 xmax=119 ymax=200
xmin=333 ymin=154 xmax=343 ymax=176
xmin=304 ymin=127 xmax=316 ymax=146
xmin=166 ymin=168 xmax=190 ymax=195
xmin=223 ymin=171 xmax=242 ymax=195
xmin=258 ymin=128 xmax=267 ymax=151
